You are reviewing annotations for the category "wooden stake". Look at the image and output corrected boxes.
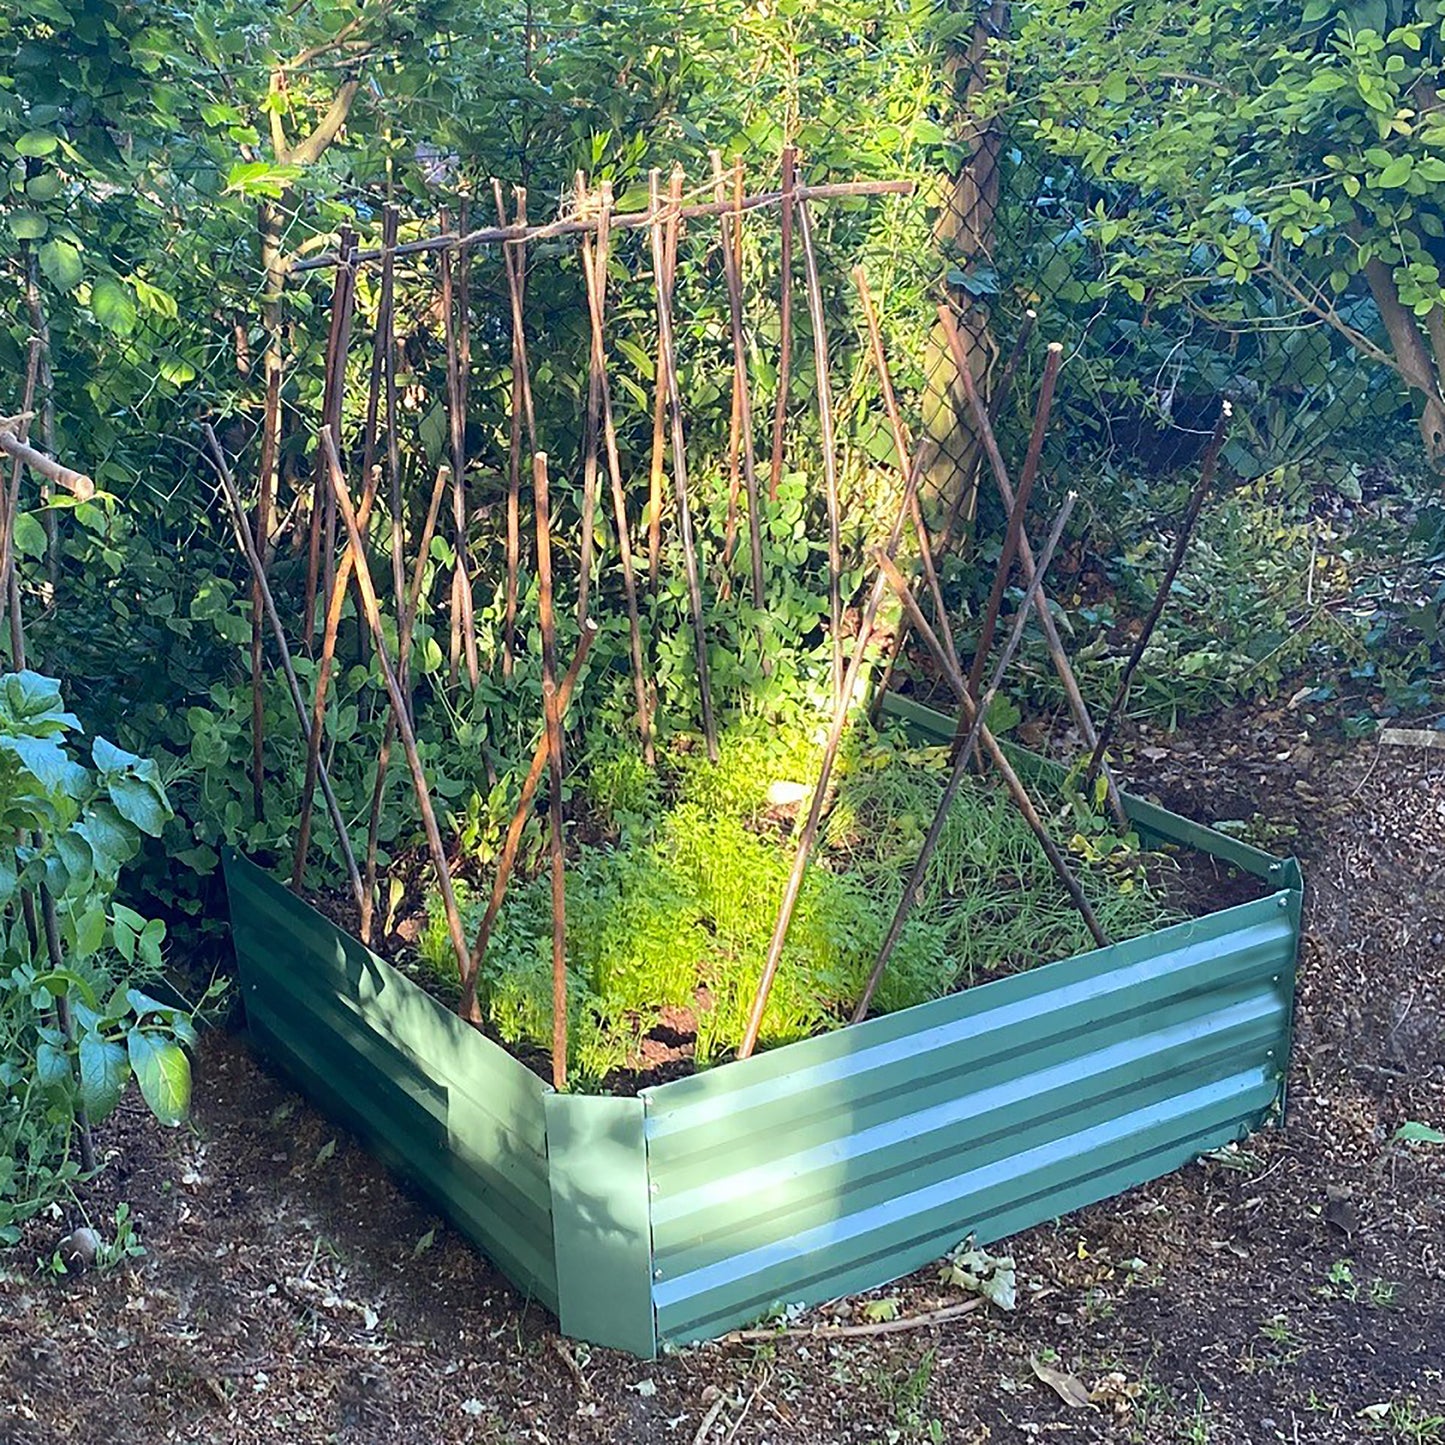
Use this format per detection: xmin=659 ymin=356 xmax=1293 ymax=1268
xmin=576 ymin=173 xmax=603 ymax=624
xmin=871 ymin=548 xmax=1109 ymax=975
xmin=291 ymin=462 xmax=381 ymax=891
xmin=795 ymin=192 xmax=844 ymax=707
xmin=0 ymin=431 xmax=94 ymax=500
xmin=495 ymin=180 xmax=537 ymax=679
xmin=852 ymin=491 xmax=1079 ymax=1021
xmin=937 ymin=308 xmax=1037 ymax=558
xmin=320 ymin=429 xmax=473 ymax=1015
xmin=1084 ymin=404 xmax=1231 ymax=790
xmin=769 ymin=144 xmax=798 ymax=502
xmin=713 ymin=151 xmax=767 ymax=632
xmin=737 ymin=449 xmax=930 ymax=1059
xmin=650 ymin=167 xmax=719 ymax=762
xmin=963 ymin=342 xmax=1062 ymax=700
xmin=532 ymin=453 xmax=570 ymax=1091
xmin=202 ymin=425 xmax=365 ymax=914
xmin=291 ymin=176 xmax=916 ymax=272
xmin=380 ymin=206 xmax=406 ymax=634
xmin=580 ymin=181 xmax=655 ymax=763
xmin=440 ymin=210 xmax=479 ymax=687
xmin=249 ymin=360 xmax=282 ymax=821
xmin=646 ymin=169 xmax=683 ymax=593
xmin=460 ymin=619 xmax=599 ymax=1018
xmin=361 ymin=462 xmax=452 ymax=941
xmin=937 ymin=306 xmax=1129 ymax=830
xmin=0 ymin=337 xmax=42 ymax=654
xmin=303 ymin=227 xmax=356 ymax=654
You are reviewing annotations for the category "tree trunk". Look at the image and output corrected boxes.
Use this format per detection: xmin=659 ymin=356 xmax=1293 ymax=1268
xmin=1362 ymin=255 xmax=1445 ymax=466
xmin=925 ymin=0 xmax=1010 ymax=537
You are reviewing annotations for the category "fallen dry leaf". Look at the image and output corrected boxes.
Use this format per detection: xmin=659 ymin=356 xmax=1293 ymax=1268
xmin=1029 ymin=1356 xmax=1092 ymax=1409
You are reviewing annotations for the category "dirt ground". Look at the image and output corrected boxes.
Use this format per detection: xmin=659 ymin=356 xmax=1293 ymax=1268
xmin=3 ymin=703 xmax=1443 ymax=1445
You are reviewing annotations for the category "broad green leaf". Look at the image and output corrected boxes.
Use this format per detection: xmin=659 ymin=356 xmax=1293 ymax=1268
xmin=3 ymin=733 xmax=87 ymax=797
xmin=35 ymin=1039 xmax=73 ymax=1095
xmin=7 ymin=211 xmax=48 ymax=241
xmin=14 ymin=131 xmax=58 ymax=157
xmin=78 ymin=1033 xmax=129 ymax=1121
xmin=107 ymin=775 xmax=171 ymax=835
xmin=10 ymin=513 xmax=48 ymax=561
xmin=38 ymin=239 xmax=82 ymax=292
xmin=90 ymin=277 xmax=138 ymax=336
xmin=127 ymin=1030 xmax=190 ymax=1125
xmin=93 ymin=736 xmax=143 ymax=774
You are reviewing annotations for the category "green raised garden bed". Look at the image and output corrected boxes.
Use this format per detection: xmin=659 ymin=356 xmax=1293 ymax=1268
xmin=223 ymin=697 xmax=1302 ymax=1358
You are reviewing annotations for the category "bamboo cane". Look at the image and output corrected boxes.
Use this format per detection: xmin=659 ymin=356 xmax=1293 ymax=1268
xmin=736 ymin=449 xmax=930 ymax=1060
xmin=202 ymin=425 xmax=365 ymax=913
xmin=768 ymin=144 xmax=798 ymax=502
xmin=649 ymin=167 xmax=719 ymax=762
xmin=249 ymin=361 xmax=282 ymax=821
xmin=936 ymin=307 xmax=1037 ymax=558
xmin=852 ymin=491 xmax=1079 ymax=1021
xmin=936 ymin=306 xmax=1129 ymax=830
xmin=532 ymin=453 xmax=570 ymax=1090
xmin=871 ymin=549 xmax=1108 ymax=968
xmin=303 ymin=227 xmax=356 ymax=654
xmin=496 ymin=180 xmax=537 ymax=678
xmin=380 ymin=206 xmax=406 ymax=633
xmin=291 ymin=177 xmax=916 ymax=273
xmin=1084 ymin=404 xmax=1231 ymax=790
xmin=440 ymin=211 xmax=479 ymax=687
xmin=580 ymin=181 xmax=655 ymax=763
xmin=460 ymin=619 xmax=599 ymax=1016
xmin=795 ymin=192 xmax=844 ymax=708
xmin=713 ymin=151 xmax=767 ymax=628
xmin=290 ymin=462 xmax=381 ymax=891
xmin=646 ymin=169 xmax=683 ymax=592
xmin=319 ymin=429 xmax=474 ymax=1015
xmin=575 ymin=173 xmax=603 ymax=625
xmin=963 ymin=342 xmax=1062 ymax=700
xmin=360 ymin=461 xmax=452 ymax=941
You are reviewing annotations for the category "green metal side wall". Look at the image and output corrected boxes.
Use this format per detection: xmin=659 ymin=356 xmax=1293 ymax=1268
xmin=643 ymin=890 xmax=1301 ymax=1347
xmin=223 ymin=850 xmax=559 ymax=1312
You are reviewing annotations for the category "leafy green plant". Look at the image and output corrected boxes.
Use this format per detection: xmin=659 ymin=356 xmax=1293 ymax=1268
xmin=0 ymin=672 xmax=191 ymax=1245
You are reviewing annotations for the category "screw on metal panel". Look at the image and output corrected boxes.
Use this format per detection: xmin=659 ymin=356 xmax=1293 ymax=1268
xmin=1277 ymin=895 xmax=1288 ymax=909
xmin=654 ymin=1267 xmax=664 ymax=1279
xmin=650 ymin=1182 xmax=660 ymax=1195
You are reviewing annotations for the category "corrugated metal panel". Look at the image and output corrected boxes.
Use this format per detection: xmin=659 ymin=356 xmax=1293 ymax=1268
xmin=546 ymin=1094 xmax=657 ymax=1358
xmin=880 ymin=692 xmax=1294 ymax=883
xmin=224 ymin=851 xmax=559 ymax=1311
xmin=644 ymin=895 xmax=1298 ymax=1346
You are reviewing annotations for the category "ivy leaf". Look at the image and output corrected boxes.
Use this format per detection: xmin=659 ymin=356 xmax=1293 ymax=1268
xmin=38 ymin=238 xmax=83 ymax=292
xmin=78 ymin=1032 xmax=129 ymax=1121
xmin=126 ymin=1030 xmax=190 ymax=1126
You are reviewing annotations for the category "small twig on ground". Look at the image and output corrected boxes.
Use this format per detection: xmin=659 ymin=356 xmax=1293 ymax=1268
xmin=718 ymin=1296 xmax=984 ymax=1344
xmin=550 ymin=1336 xmax=590 ymax=1394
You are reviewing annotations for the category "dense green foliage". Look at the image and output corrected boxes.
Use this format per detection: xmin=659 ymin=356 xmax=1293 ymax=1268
xmin=0 ymin=672 xmax=193 ymax=1242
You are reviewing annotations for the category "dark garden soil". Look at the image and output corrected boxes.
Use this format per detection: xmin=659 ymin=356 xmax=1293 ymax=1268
xmin=3 ymin=700 xmax=1444 ymax=1445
